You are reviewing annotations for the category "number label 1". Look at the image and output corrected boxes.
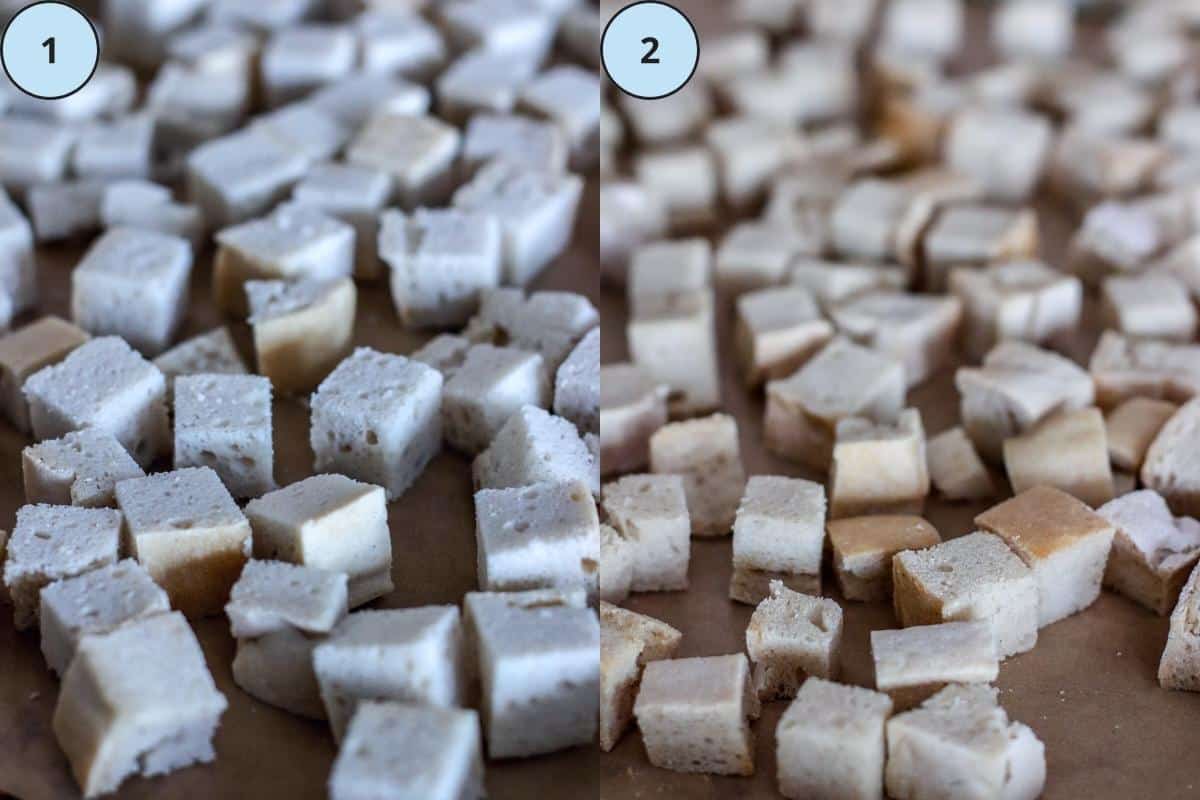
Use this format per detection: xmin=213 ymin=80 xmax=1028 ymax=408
xmin=641 ymin=36 xmax=660 ymax=64
xmin=42 ymin=36 xmax=54 ymax=64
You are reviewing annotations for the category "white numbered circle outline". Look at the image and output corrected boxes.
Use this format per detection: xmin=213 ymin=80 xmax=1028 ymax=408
xmin=1 ymin=1 xmax=100 ymax=100
xmin=602 ymin=1 xmax=700 ymax=100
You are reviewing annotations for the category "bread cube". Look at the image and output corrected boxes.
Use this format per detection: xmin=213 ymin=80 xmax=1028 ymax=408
xmin=247 ymin=277 xmax=357 ymax=395
xmin=462 ymin=112 xmax=566 ymax=175
xmin=22 ymin=428 xmax=144 ymax=508
xmin=1002 ymin=408 xmax=1114 ymax=507
xmin=1066 ymin=200 xmax=1165 ymax=284
xmin=885 ymin=685 xmax=1045 ymax=800
xmin=379 ymin=208 xmax=502 ymax=329
xmin=214 ymin=203 xmax=355 ymax=316
xmin=944 ymin=107 xmax=1052 ymax=201
xmin=53 ymin=612 xmax=227 ymax=798
xmin=443 ymin=344 xmax=548 ymax=454
xmin=992 ymin=0 xmax=1073 ymax=59
xmin=634 ymin=653 xmax=760 ymax=775
xmin=226 ymin=559 xmax=348 ymax=638
xmin=1098 ymin=490 xmax=1200 ymax=615
xmin=165 ymin=23 xmax=258 ymax=76
xmin=599 ymin=364 xmax=667 ymax=477
xmin=922 ymin=205 xmax=1038 ymax=291
xmin=307 ymin=72 xmax=432 ymax=129
xmin=464 ymin=288 xmax=598 ymax=373
xmin=147 ymin=62 xmax=250 ymax=146
xmin=231 ymin=627 xmax=327 ymax=720
xmin=286 ymin=166 xmax=388 ymax=280
xmin=715 ymin=221 xmax=820 ymax=294
xmin=27 ymin=180 xmax=105 ymax=243
xmin=186 ymin=129 xmax=308 ymax=228
xmin=599 ymin=524 xmax=634 ymax=604
xmin=1160 ymin=561 xmax=1200 ymax=690
xmin=435 ymin=48 xmax=540 ymax=122
xmin=627 ymin=237 xmax=711 ymax=314
xmin=465 ymin=589 xmax=598 ymax=757
xmin=765 ymin=338 xmax=907 ymax=472
xmin=975 ymin=486 xmax=1116 ymax=627
xmin=348 ymin=112 xmax=459 ymax=210
xmin=72 ymin=114 xmax=154 ymax=181
xmin=649 ymin=414 xmax=745 ymax=538
xmin=0 ymin=117 xmax=76 ymax=188
xmin=634 ymin=146 xmax=718 ymax=231
xmin=831 ymin=292 xmax=961 ymax=387
xmin=3 ymin=504 xmax=121 ymax=630
xmin=1090 ymin=331 xmax=1200 ymax=408
xmin=100 ymin=180 xmax=205 ymax=247
xmin=599 ymin=602 xmax=682 ymax=751
xmin=1051 ymin=129 xmax=1165 ymax=209
xmin=956 ymin=341 xmax=1094 ymax=463
xmin=776 ymin=677 xmax=893 ymax=800
xmin=39 ymin=559 xmax=169 ymax=676
xmin=880 ymin=0 xmax=963 ymax=59
xmin=747 ymin=582 xmax=843 ymax=700
xmin=871 ymin=621 xmax=998 ymax=710
xmin=518 ymin=65 xmax=601 ymax=162
xmin=23 ymin=336 xmax=169 ymax=467
xmin=705 ymin=116 xmax=804 ymax=210
xmin=925 ymin=426 xmax=995 ymax=501
xmin=788 ymin=259 xmax=908 ymax=314
xmin=260 ymin=24 xmax=355 ymax=105
xmin=830 ymin=515 xmax=941 ymax=602
xmin=173 ymin=374 xmax=274 ymax=498
xmin=0 ymin=317 xmax=88 ymax=433
xmin=554 ymin=327 xmax=598 ymax=435
xmin=0 ymin=188 xmax=35 ymax=312
xmin=1142 ymin=398 xmax=1200 ymax=516
xmin=734 ymin=287 xmax=831 ymax=388
xmin=602 ymin=474 xmax=690 ymax=593
xmin=1102 ymin=272 xmax=1197 ymax=342
xmin=950 ymin=260 xmax=1083 ymax=360
xmin=153 ymin=327 xmax=247 ymax=400
xmin=830 ymin=409 xmax=930 ymax=518
xmin=697 ymin=30 xmax=769 ymax=83
xmin=473 ymin=405 xmax=596 ymax=494
xmin=627 ymin=289 xmax=720 ymax=416
xmin=828 ymin=179 xmax=913 ymax=262
xmin=730 ymin=477 xmax=825 ymax=605
xmin=440 ymin=0 xmax=555 ymax=56
xmin=250 ymin=104 xmax=350 ymax=164
xmin=1107 ymin=397 xmax=1177 ymax=472
xmin=355 ymin=9 xmax=446 ymax=78
xmin=328 ymin=701 xmax=484 ymax=800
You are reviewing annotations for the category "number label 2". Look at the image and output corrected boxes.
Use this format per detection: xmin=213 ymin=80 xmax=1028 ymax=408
xmin=42 ymin=36 xmax=54 ymax=64
xmin=641 ymin=36 xmax=660 ymax=64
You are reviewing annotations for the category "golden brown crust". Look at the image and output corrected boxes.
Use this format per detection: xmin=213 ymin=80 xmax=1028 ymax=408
xmin=974 ymin=485 xmax=1114 ymax=561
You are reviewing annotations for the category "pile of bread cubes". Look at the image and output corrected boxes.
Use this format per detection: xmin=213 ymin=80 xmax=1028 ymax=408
xmin=0 ymin=0 xmax=602 ymax=797
xmin=601 ymin=0 xmax=1200 ymax=798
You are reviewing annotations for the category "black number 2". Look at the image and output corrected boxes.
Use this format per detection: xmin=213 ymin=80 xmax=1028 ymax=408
xmin=641 ymin=36 xmax=660 ymax=64
xmin=42 ymin=36 xmax=54 ymax=64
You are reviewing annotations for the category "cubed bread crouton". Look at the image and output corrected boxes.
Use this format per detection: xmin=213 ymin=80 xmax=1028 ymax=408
xmin=871 ymin=621 xmax=998 ymax=710
xmin=830 ymin=409 xmax=930 ymax=518
xmin=716 ymin=221 xmax=820 ymax=294
xmin=602 ymin=474 xmax=690 ymax=592
xmin=1090 ymin=331 xmax=1200 ymax=409
xmin=626 ymin=238 xmax=711 ymax=317
xmin=831 ymin=292 xmax=961 ymax=388
xmin=922 ymin=205 xmax=1038 ymax=292
xmin=153 ymin=327 xmax=247 ymax=400
xmin=246 ymin=277 xmax=357 ymax=395
xmin=599 ymin=363 xmax=667 ymax=477
xmin=598 ymin=524 xmax=634 ymax=604
xmin=1002 ymin=407 xmax=1115 ymax=507
xmin=464 ymin=288 xmax=598 ymax=374
xmin=944 ymin=107 xmax=1053 ymax=201
xmin=22 ymin=428 xmax=144 ymax=508
xmin=634 ymin=146 xmax=718 ymax=231
xmin=1107 ymin=397 xmax=1177 ymax=472
xmin=554 ymin=327 xmax=598 ymax=435
xmin=650 ymin=414 xmax=746 ymax=538
xmin=627 ymin=289 xmax=720 ymax=416
xmin=829 ymin=515 xmax=941 ymax=602
xmin=731 ymin=476 xmax=825 ymax=605
xmin=599 ymin=602 xmax=682 ymax=751
xmin=1102 ymin=272 xmax=1197 ymax=342
xmin=1099 ymin=490 xmax=1200 ymax=615
xmin=1141 ymin=398 xmax=1200 ymax=516
xmin=173 ymin=374 xmax=275 ymax=499
xmin=1160 ymin=561 xmax=1200 ymax=691
xmin=0 ymin=317 xmax=89 ymax=434
xmin=735 ymin=286 xmax=832 ymax=388
xmin=443 ymin=344 xmax=549 ymax=454
xmin=925 ymin=427 xmax=995 ymax=501
xmin=746 ymin=581 xmax=843 ymax=700
xmin=473 ymin=405 xmax=598 ymax=496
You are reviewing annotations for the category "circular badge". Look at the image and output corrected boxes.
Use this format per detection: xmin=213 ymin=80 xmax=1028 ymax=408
xmin=2 ymin=1 xmax=99 ymax=100
xmin=601 ymin=1 xmax=699 ymax=100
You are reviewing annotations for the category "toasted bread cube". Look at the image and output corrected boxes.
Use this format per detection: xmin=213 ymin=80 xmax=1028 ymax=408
xmin=950 ymin=260 xmax=1083 ymax=360
xmin=731 ymin=477 xmax=825 ymax=604
xmin=975 ymin=486 xmax=1116 ymax=627
xmin=473 ymin=405 xmax=597 ymax=494
xmin=1102 ymin=272 xmax=1197 ymax=342
xmin=53 ymin=612 xmax=227 ymax=798
xmin=411 ymin=334 xmax=471 ymax=378
xmin=1003 ymin=408 xmax=1114 ymax=506
xmin=885 ymin=685 xmax=1045 ymax=800
xmin=314 ymin=606 xmax=462 ymax=741
xmin=173 ymin=374 xmax=274 ymax=499
xmin=153 ymin=328 xmax=247 ymax=400
xmin=735 ymin=287 xmax=833 ymax=388
xmin=116 ymin=467 xmax=251 ymax=617
xmin=991 ymin=0 xmax=1073 ymax=59
xmin=599 ymin=602 xmax=682 ymax=751
xmin=599 ymin=524 xmax=634 ymax=604
xmin=554 ymin=327 xmax=598 ymax=435
xmin=379 ymin=207 xmax=501 ymax=329
xmin=925 ymin=427 xmax=995 ymax=501
xmin=747 ymin=582 xmax=843 ymax=700
xmin=830 ymin=515 xmax=942 ymax=602
xmin=27 ymin=180 xmax=105 ymax=243
xmin=871 ymin=621 xmax=998 ymax=710
xmin=831 ymin=292 xmax=961 ymax=387
xmin=776 ymin=677 xmax=893 ymax=800
xmin=893 ymin=532 xmax=1038 ymax=657
xmin=22 ymin=428 xmax=145 ymax=508
xmin=100 ymin=180 xmax=205 ymax=248
xmin=464 ymin=288 xmax=598 ymax=373
xmin=649 ymin=414 xmax=745 ymax=538
xmin=225 ymin=559 xmax=348 ymax=639
xmin=599 ymin=364 xmax=667 ymax=477
xmin=0 ymin=317 xmax=88 ymax=433
xmin=23 ymin=337 xmax=169 ymax=467
xmin=186 ymin=129 xmax=308 ymax=228
xmin=944 ymin=107 xmax=1052 ymax=201
xmin=260 ymin=24 xmax=356 ymax=105
xmin=246 ymin=277 xmax=356 ymax=396
xmin=245 ymin=474 xmax=391 ymax=607
xmin=214 ymin=203 xmax=355 ymax=316
xmin=716 ymin=221 xmax=819 ymax=294
xmin=1107 ymin=397 xmax=1177 ymax=472
xmin=292 ymin=162 xmax=393 ymax=280
xmin=1090 ymin=331 xmax=1200 ymax=408
xmin=443 ymin=344 xmax=548 ymax=454
xmin=39 ymin=559 xmax=169 ymax=676
xmin=1098 ymin=490 xmax=1200 ymax=615
xmin=765 ymin=338 xmax=907 ymax=472
xmin=634 ymin=146 xmax=718 ymax=231
xmin=627 ymin=289 xmax=720 ymax=416
xmin=1160 ymin=561 xmax=1200 ymax=690
xmin=465 ymin=589 xmax=598 ymax=758
xmin=602 ymin=474 xmax=691 ymax=593
xmin=922 ymin=206 xmax=1038 ymax=291
xmin=328 ymin=701 xmax=484 ymax=800
xmin=956 ymin=341 xmax=1094 ymax=463
xmin=3 ymin=504 xmax=121 ymax=630
xmin=1142 ymin=398 xmax=1200 ymax=516
xmin=831 ymin=409 xmax=930 ymax=518
xmin=634 ymin=653 xmax=760 ymax=775
xmin=462 ymin=112 xmax=566 ymax=175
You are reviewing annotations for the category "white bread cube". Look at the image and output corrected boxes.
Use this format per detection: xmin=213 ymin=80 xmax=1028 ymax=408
xmin=554 ymin=327 xmax=598 ymax=435
xmin=22 ymin=428 xmax=144 ymax=508
xmin=599 ymin=363 xmax=667 ymax=476
xmin=100 ymin=181 xmax=205 ymax=248
xmin=731 ymin=477 xmax=825 ymax=605
xmin=0 ymin=187 xmax=36 ymax=313
xmin=214 ymin=203 xmax=355 ymax=316
xmin=27 ymin=180 xmax=105 ymax=243
xmin=831 ymin=292 xmax=961 ymax=387
xmin=3 ymin=504 xmax=121 ymax=630
xmin=260 ymin=24 xmax=356 ymax=105
xmin=292 ymin=162 xmax=393 ymax=280
xmin=464 ymin=288 xmax=598 ymax=373
xmin=53 ymin=612 xmax=227 ymax=798
xmin=440 ymin=0 xmax=554 ymax=56
xmin=473 ymin=405 xmax=596 ymax=495
xmin=634 ymin=146 xmax=718 ymax=231
xmin=411 ymin=334 xmax=471 ymax=379
xmin=776 ymin=677 xmax=893 ymax=800
xmin=599 ymin=602 xmax=682 ymax=752
xmin=328 ymin=701 xmax=484 ymax=800
xmin=1048 ymin=128 xmax=1165 ymax=207
xmin=0 ymin=317 xmax=88 ymax=433
xmin=922 ymin=205 xmax=1038 ymax=291
xmin=949 ymin=260 xmax=1083 ymax=360
xmin=747 ymin=582 xmax=843 ymax=700
xmin=926 ymin=426 xmax=995 ymax=501
xmin=871 ymin=621 xmax=998 ymax=710
xmin=599 ymin=524 xmax=634 ymax=604
xmin=72 ymin=114 xmax=154 ymax=181
xmin=634 ymin=653 xmax=760 ymax=775
xmin=1099 ymin=490 xmax=1200 ymax=615
xmin=185 ymin=129 xmax=308 ymax=228
xmin=627 ymin=289 xmax=720 ymax=416
xmin=1102 ymin=272 xmax=1197 ymax=341
xmin=735 ymin=286 xmax=832 ymax=388
xmin=518 ymin=65 xmax=601 ymax=162
xmin=1089 ymin=331 xmax=1200 ymax=408
xmin=225 ymin=559 xmax=348 ymax=638
xmin=789 ymin=258 xmax=908 ymax=314
xmin=245 ymin=474 xmax=391 ymax=608
xmin=599 ymin=181 xmax=669 ymax=281
xmin=716 ymin=221 xmax=820 ymax=294
xmin=250 ymin=104 xmax=350 ymax=164
xmin=944 ymin=107 xmax=1052 ymax=201
xmin=991 ymin=0 xmax=1073 ymax=60
xmin=1160 ymin=561 xmax=1200 ymax=690
xmin=1003 ymin=408 xmax=1115 ymax=507
xmin=314 ymin=606 xmax=462 ymax=741
xmin=147 ymin=62 xmax=250 ymax=145
xmin=435 ymin=48 xmax=539 ymax=122
xmin=1066 ymin=200 xmax=1165 ymax=284
xmin=153 ymin=327 xmax=247 ymax=400
xmin=705 ymin=116 xmax=804 ymax=210
xmin=602 ymin=474 xmax=690 ymax=593
xmin=955 ymin=340 xmax=1094 ymax=463
xmin=885 ymin=685 xmax=1045 ymax=800
xmin=697 ymin=30 xmax=769 ymax=83
xmin=247 ymin=277 xmax=357 ymax=395
xmin=354 ymin=10 xmax=445 ymax=78
xmin=379 ymin=208 xmax=501 ymax=328
xmin=464 ymin=589 xmax=598 ymax=758
xmin=627 ymin=238 xmax=711 ymax=315
xmin=23 ymin=336 xmax=170 ymax=467
xmin=1142 ymin=398 xmax=1200 ymax=516
xmin=232 ymin=627 xmax=327 ymax=720
xmin=116 ymin=467 xmax=251 ymax=618
xmin=829 ymin=179 xmax=912 ymax=262
xmin=880 ymin=0 xmax=963 ymax=60
xmin=174 ymin=374 xmax=274 ymax=499
xmin=70 ymin=227 xmax=193 ymax=356
xmin=830 ymin=409 xmax=930 ymax=518
xmin=311 ymin=348 xmax=443 ymax=501
xmin=650 ymin=414 xmax=746 ymax=538
xmin=443 ymin=344 xmax=548 ymax=454
xmin=462 ymin=112 xmax=567 ymax=175
xmin=307 ymin=71 xmax=431 ymax=131
xmin=619 ymin=81 xmax=711 ymax=144
xmin=165 ymin=23 xmax=258 ymax=76
xmin=0 ymin=117 xmax=75 ymax=188
xmin=348 ymin=112 xmax=458 ymax=210
xmin=718 ymin=43 xmax=857 ymax=126
xmin=893 ymin=532 xmax=1038 ymax=657
xmin=975 ymin=486 xmax=1116 ymax=627
xmin=1107 ymin=397 xmax=1177 ymax=472
xmin=39 ymin=559 xmax=169 ymax=676
xmin=829 ymin=515 xmax=941 ymax=602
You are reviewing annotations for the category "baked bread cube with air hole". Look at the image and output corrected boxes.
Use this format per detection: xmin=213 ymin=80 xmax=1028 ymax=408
xmin=173 ymin=374 xmax=274 ymax=499
xmin=153 ymin=327 xmax=247 ymax=401
xmin=443 ymin=344 xmax=549 ymax=454
xmin=473 ymin=405 xmax=597 ymax=495
xmin=829 ymin=515 xmax=942 ymax=602
xmin=730 ymin=476 xmax=825 ymax=605
xmin=348 ymin=112 xmax=460 ymax=210
xmin=1107 ymin=397 xmax=1177 ymax=472
xmin=185 ymin=128 xmax=308 ymax=228
xmin=462 ymin=112 xmax=566 ymax=175
xmin=260 ymin=24 xmax=357 ymax=106
xmin=735 ymin=286 xmax=833 ymax=388
xmin=246 ymin=277 xmax=357 ymax=395
xmin=871 ymin=620 xmax=998 ymax=710
xmin=1098 ymin=490 xmax=1200 ymax=615
xmin=1002 ymin=408 xmax=1114 ymax=507
xmin=1089 ymin=331 xmax=1200 ymax=408
xmin=925 ymin=426 xmax=995 ymax=501
xmin=291 ymin=163 xmax=393 ymax=281
xmin=599 ymin=602 xmax=681 ymax=752
xmin=649 ymin=414 xmax=745 ymax=538
xmin=464 ymin=288 xmax=598 ymax=374
xmin=0 ymin=317 xmax=87 ymax=434
xmin=746 ymin=581 xmax=843 ymax=700
xmin=831 ymin=291 xmax=961 ymax=388
xmin=22 ymin=428 xmax=144 ymax=509
xmin=601 ymin=474 xmax=690 ymax=593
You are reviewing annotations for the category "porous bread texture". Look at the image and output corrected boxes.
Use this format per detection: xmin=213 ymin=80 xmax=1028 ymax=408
xmin=746 ymin=581 xmax=843 ymax=700
xmin=601 ymin=474 xmax=691 ymax=592
xmin=22 ymin=427 xmax=144 ymax=508
xmin=473 ymin=405 xmax=597 ymax=496
xmin=829 ymin=515 xmax=942 ymax=601
xmin=1142 ymin=398 xmax=1200 ymax=517
xmin=871 ymin=620 xmax=999 ymax=710
xmin=648 ymin=413 xmax=745 ymax=538
xmin=730 ymin=476 xmax=825 ymax=604
xmin=599 ymin=602 xmax=682 ymax=752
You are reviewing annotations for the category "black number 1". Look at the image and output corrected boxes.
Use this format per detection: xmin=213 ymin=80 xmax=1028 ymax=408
xmin=641 ymin=36 xmax=660 ymax=64
xmin=42 ymin=36 xmax=54 ymax=64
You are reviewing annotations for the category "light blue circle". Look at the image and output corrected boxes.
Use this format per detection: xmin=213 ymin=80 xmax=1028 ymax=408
xmin=602 ymin=2 xmax=698 ymax=100
xmin=2 ymin=2 xmax=98 ymax=100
